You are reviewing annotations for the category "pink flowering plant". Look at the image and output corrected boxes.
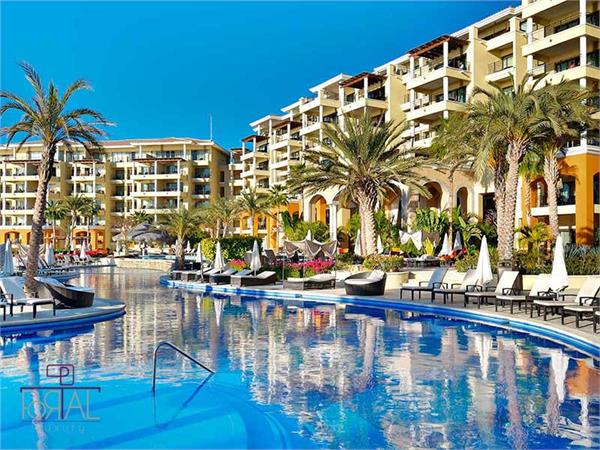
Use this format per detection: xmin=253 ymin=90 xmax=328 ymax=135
xmin=285 ymin=259 xmax=334 ymax=278
xmin=229 ymin=259 xmax=247 ymax=271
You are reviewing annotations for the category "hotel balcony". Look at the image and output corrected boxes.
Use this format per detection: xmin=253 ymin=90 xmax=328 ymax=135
xmin=270 ymin=132 xmax=302 ymax=151
xmin=484 ymin=29 xmax=514 ymax=52
xmin=130 ymin=172 xmax=181 ymax=180
xmin=405 ymin=95 xmax=467 ymax=123
xmin=406 ymin=63 xmax=471 ymax=91
xmin=1 ymin=173 xmax=38 ymax=181
xmin=299 ymin=91 xmax=340 ymax=113
xmin=240 ymin=147 xmax=269 ymax=161
xmin=131 ymin=189 xmax=182 ymax=198
xmin=529 ymin=58 xmax=600 ymax=84
xmin=340 ymin=91 xmax=387 ymax=114
xmin=485 ymin=62 xmax=516 ymax=83
xmin=411 ymin=131 xmax=435 ymax=149
xmin=523 ymin=12 xmax=600 ymax=58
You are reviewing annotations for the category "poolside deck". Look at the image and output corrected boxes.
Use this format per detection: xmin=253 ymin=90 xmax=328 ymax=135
xmin=162 ymin=277 xmax=600 ymax=357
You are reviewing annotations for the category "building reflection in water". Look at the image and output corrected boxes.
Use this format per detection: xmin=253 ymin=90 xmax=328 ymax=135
xmin=1 ymin=268 xmax=598 ymax=448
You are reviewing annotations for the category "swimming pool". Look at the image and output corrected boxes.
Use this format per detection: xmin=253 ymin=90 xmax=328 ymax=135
xmin=1 ymin=268 xmax=598 ymax=448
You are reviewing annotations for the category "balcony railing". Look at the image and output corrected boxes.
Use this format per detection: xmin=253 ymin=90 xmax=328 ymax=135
xmin=488 ymin=61 xmax=514 ymax=74
xmin=530 ymin=11 xmax=599 ymax=41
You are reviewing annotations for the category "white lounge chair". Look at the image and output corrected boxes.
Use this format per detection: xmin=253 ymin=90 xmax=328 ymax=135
xmin=464 ymin=270 xmax=520 ymax=309
xmin=559 ymin=276 xmax=600 ymax=327
xmin=0 ymin=276 xmax=56 ymax=319
xmin=432 ymin=269 xmax=478 ymax=304
xmin=400 ymin=268 xmax=448 ymax=301
xmin=494 ymin=274 xmax=553 ymax=315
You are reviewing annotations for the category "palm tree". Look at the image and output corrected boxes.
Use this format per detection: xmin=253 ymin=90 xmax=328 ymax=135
xmin=535 ymin=80 xmax=595 ymax=240
xmin=162 ymin=208 xmax=201 ymax=269
xmin=61 ymin=194 xmax=93 ymax=249
xmin=431 ymin=113 xmax=481 ymax=244
xmin=518 ymin=149 xmax=544 ymax=228
xmin=288 ymin=114 xmax=427 ymax=255
xmin=237 ymin=188 xmax=270 ymax=237
xmin=208 ymin=198 xmax=239 ymax=238
xmin=130 ymin=210 xmax=151 ymax=226
xmin=44 ymin=200 xmax=67 ymax=246
xmin=469 ymin=76 xmax=546 ymax=263
xmin=0 ymin=63 xmax=110 ymax=294
xmin=267 ymin=185 xmax=289 ymax=250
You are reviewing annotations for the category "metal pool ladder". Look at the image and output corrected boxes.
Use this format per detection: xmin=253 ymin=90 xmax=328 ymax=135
xmin=152 ymin=341 xmax=214 ymax=392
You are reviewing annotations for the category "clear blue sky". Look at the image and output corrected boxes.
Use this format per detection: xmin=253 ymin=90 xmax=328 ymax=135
xmin=1 ymin=1 xmax=515 ymax=149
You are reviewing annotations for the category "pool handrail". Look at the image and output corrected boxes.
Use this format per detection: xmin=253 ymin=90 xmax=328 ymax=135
xmin=152 ymin=340 xmax=214 ymax=392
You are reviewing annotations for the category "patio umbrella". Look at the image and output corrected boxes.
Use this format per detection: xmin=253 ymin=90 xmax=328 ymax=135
xmin=376 ymin=235 xmax=384 ymax=254
xmin=354 ymin=229 xmax=362 ymax=257
xmin=70 ymin=239 xmax=75 ymax=252
xmin=250 ymin=240 xmax=262 ymax=275
xmin=185 ymin=241 xmax=191 ymax=253
xmin=80 ymin=240 xmax=88 ymax=260
xmin=305 ymin=229 xmax=312 ymax=241
xmin=45 ymin=243 xmax=55 ymax=266
xmin=2 ymin=239 xmax=14 ymax=276
xmin=195 ymin=243 xmax=203 ymax=263
xmin=475 ymin=236 xmax=494 ymax=287
xmin=438 ymin=233 xmax=451 ymax=257
xmin=213 ymin=241 xmax=225 ymax=271
xmin=475 ymin=334 xmax=492 ymax=380
xmin=453 ymin=232 xmax=463 ymax=253
xmin=549 ymin=234 xmax=569 ymax=292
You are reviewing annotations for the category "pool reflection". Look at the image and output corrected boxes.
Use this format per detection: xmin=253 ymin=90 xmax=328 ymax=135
xmin=1 ymin=268 xmax=598 ymax=449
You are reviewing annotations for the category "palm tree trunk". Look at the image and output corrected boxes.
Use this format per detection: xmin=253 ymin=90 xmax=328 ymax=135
xmin=524 ymin=176 xmax=532 ymax=227
xmin=448 ymin=173 xmax=454 ymax=245
xmin=543 ymin=154 xmax=560 ymax=240
xmin=52 ymin=222 xmax=56 ymax=246
xmin=498 ymin=148 xmax=520 ymax=263
xmin=357 ymin=191 xmax=377 ymax=255
xmin=174 ymin=237 xmax=184 ymax=270
xmin=251 ymin=212 xmax=256 ymax=237
xmin=24 ymin=146 xmax=55 ymax=296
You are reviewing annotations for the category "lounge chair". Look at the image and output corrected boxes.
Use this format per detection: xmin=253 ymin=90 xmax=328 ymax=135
xmin=231 ymin=271 xmax=278 ymax=287
xmin=0 ymin=292 xmax=14 ymax=320
xmin=210 ymin=269 xmax=251 ymax=285
xmin=0 ymin=277 xmax=56 ymax=319
xmin=178 ymin=266 xmax=216 ymax=282
xmin=594 ymin=310 xmax=600 ymax=333
xmin=560 ymin=276 xmax=600 ymax=327
xmin=464 ymin=270 xmax=520 ymax=309
xmin=35 ymin=277 xmax=95 ymax=308
xmin=432 ymin=269 xmax=478 ymax=304
xmin=283 ymin=273 xmax=337 ymax=290
xmin=400 ymin=268 xmax=448 ymax=301
xmin=344 ymin=270 xmax=387 ymax=296
xmin=531 ymin=275 xmax=600 ymax=321
xmin=494 ymin=274 xmax=553 ymax=315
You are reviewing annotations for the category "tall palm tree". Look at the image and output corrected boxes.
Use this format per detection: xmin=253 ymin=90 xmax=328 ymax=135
xmin=518 ymin=149 xmax=544 ymax=227
xmin=535 ymin=80 xmax=595 ymax=240
xmin=61 ymin=194 xmax=93 ymax=249
xmin=469 ymin=76 xmax=546 ymax=263
xmin=237 ymin=188 xmax=270 ymax=237
xmin=431 ymin=113 xmax=481 ymax=244
xmin=208 ymin=198 xmax=240 ymax=238
xmin=267 ymin=185 xmax=289 ymax=250
xmin=162 ymin=208 xmax=201 ymax=269
xmin=288 ymin=114 xmax=428 ymax=255
xmin=0 ymin=63 xmax=110 ymax=294
xmin=44 ymin=200 xmax=67 ymax=246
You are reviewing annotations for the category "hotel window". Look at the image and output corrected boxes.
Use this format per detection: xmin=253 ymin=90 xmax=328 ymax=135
xmin=191 ymin=150 xmax=208 ymax=161
xmin=555 ymin=56 xmax=579 ymax=72
xmin=501 ymin=54 xmax=513 ymax=69
xmin=219 ymin=171 xmax=225 ymax=182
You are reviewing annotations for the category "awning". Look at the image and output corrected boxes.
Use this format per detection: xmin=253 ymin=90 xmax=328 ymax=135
xmin=283 ymin=239 xmax=337 ymax=259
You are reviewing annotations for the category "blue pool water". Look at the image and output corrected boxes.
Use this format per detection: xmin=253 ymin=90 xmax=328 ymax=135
xmin=1 ymin=268 xmax=599 ymax=449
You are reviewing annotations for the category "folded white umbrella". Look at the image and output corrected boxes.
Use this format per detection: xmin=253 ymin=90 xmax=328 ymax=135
xmin=453 ymin=232 xmax=463 ymax=252
xmin=549 ymin=235 xmax=569 ymax=292
xmin=438 ymin=233 xmax=451 ymax=257
xmin=250 ymin=240 xmax=262 ymax=275
xmin=45 ymin=243 xmax=55 ymax=266
xmin=186 ymin=241 xmax=191 ymax=253
xmin=376 ymin=235 xmax=384 ymax=254
xmin=80 ymin=240 xmax=88 ymax=260
xmin=213 ymin=241 xmax=225 ymax=271
xmin=2 ymin=239 xmax=14 ymax=276
xmin=475 ymin=236 xmax=494 ymax=286
xmin=305 ymin=229 xmax=312 ymax=241
xmin=195 ymin=243 xmax=203 ymax=263
xmin=70 ymin=239 xmax=75 ymax=252
xmin=550 ymin=349 xmax=569 ymax=403
xmin=354 ymin=229 xmax=362 ymax=257
xmin=214 ymin=297 xmax=224 ymax=327
xmin=475 ymin=334 xmax=492 ymax=380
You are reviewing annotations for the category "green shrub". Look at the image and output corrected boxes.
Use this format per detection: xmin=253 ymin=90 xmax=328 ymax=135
xmin=284 ymin=220 xmax=330 ymax=242
xmin=564 ymin=245 xmax=600 ymax=275
xmin=363 ymin=255 xmax=404 ymax=272
xmin=454 ymin=247 xmax=499 ymax=273
xmin=200 ymin=236 xmax=257 ymax=261
xmin=513 ymin=250 xmax=551 ymax=275
xmin=334 ymin=252 xmax=362 ymax=270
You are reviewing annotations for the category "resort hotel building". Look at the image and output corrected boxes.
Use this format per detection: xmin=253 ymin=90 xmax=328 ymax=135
xmin=1 ymin=0 xmax=599 ymax=250
xmin=239 ymin=0 xmax=599 ymax=247
xmin=0 ymin=138 xmax=230 ymax=248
